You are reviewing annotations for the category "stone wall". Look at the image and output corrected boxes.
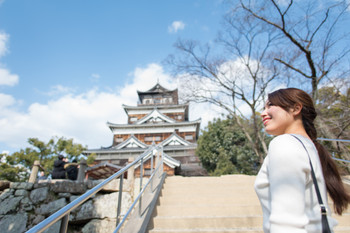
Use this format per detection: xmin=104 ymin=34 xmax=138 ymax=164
xmin=0 ymin=179 xmax=134 ymax=233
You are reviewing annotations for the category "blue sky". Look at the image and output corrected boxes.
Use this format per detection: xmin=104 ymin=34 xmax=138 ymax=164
xmin=0 ymin=0 xmax=227 ymax=153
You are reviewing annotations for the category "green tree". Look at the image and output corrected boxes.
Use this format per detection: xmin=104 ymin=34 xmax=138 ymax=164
xmin=0 ymin=137 xmax=87 ymax=181
xmin=0 ymin=153 xmax=27 ymax=182
xmin=196 ymin=117 xmax=261 ymax=176
xmin=316 ymin=86 xmax=350 ymax=161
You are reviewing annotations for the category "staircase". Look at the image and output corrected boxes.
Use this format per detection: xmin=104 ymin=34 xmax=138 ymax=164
xmin=147 ymin=175 xmax=350 ymax=233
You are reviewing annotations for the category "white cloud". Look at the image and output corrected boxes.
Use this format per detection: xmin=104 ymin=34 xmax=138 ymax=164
xmin=0 ymin=63 xmax=217 ymax=152
xmin=168 ymin=21 xmax=185 ymax=33
xmin=0 ymin=31 xmax=9 ymax=57
xmin=0 ymin=67 xmax=19 ymax=86
xmin=0 ymin=93 xmax=16 ymax=109
xmin=91 ymin=73 xmax=100 ymax=79
xmin=0 ymin=32 xmax=19 ymax=87
xmin=45 ymin=85 xmax=76 ymax=96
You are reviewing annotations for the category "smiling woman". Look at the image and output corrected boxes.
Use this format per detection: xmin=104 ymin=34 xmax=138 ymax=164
xmin=255 ymin=88 xmax=350 ymax=233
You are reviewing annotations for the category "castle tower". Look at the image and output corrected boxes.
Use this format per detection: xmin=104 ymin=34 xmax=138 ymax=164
xmin=84 ymin=83 xmax=206 ymax=176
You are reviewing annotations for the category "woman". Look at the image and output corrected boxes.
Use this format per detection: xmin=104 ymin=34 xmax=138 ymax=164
xmin=255 ymin=88 xmax=350 ymax=232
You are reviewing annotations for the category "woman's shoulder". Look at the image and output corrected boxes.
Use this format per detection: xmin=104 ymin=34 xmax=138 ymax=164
xmin=269 ymin=134 xmax=299 ymax=147
xmin=268 ymin=134 xmax=310 ymax=167
xmin=268 ymin=134 xmax=308 ymax=156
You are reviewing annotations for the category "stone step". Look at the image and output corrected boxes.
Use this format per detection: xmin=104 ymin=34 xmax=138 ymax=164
xmin=151 ymin=216 xmax=263 ymax=229
xmin=163 ymin=176 xmax=256 ymax=185
xmin=158 ymin=196 xmax=259 ymax=205
xmin=334 ymin=213 xmax=350 ymax=226
xmin=155 ymin=204 xmax=263 ymax=216
xmin=335 ymin=227 xmax=350 ymax=233
xmin=160 ymin=186 xmax=257 ymax=194
xmin=148 ymin=227 xmax=350 ymax=233
xmin=149 ymin=228 xmax=264 ymax=233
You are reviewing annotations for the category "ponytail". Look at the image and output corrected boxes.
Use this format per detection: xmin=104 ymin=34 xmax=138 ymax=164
xmin=303 ymin=109 xmax=350 ymax=215
xmin=313 ymin=140 xmax=350 ymax=215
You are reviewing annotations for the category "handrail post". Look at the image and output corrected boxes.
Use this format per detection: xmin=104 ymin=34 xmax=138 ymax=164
xmin=161 ymin=147 xmax=164 ymax=173
xmin=116 ymin=174 xmax=124 ymax=226
xmin=77 ymin=159 xmax=87 ymax=182
xmin=59 ymin=214 xmax=69 ymax=233
xmin=139 ymin=157 xmax=143 ymax=216
xmin=151 ymin=153 xmax=154 ymax=191
xmin=28 ymin=160 xmax=40 ymax=183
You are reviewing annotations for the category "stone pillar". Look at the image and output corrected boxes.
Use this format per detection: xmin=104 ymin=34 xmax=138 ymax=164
xmin=28 ymin=160 xmax=40 ymax=183
xmin=77 ymin=159 xmax=87 ymax=182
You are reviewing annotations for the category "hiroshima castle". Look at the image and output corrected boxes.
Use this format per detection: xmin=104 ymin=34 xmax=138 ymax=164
xmin=83 ymin=82 xmax=206 ymax=176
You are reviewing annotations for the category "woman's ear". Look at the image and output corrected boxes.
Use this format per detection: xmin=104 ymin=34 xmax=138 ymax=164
xmin=292 ymin=103 xmax=302 ymax=116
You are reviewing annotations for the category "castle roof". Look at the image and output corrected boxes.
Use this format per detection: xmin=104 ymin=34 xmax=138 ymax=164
xmin=137 ymin=83 xmax=176 ymax=95
xmin=84 ymin=132 xmax=197 ymax=155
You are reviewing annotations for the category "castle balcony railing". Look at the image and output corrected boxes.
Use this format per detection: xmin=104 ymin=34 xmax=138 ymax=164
xmin=26 ymin=144 xmax=166 ymax=233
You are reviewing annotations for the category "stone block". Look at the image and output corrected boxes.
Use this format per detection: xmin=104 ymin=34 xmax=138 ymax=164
xmin=42 ymin=220 xmax=61 ymax=233
xmin=0 ymin=189 xmax=13 ymax=201
xmin=32 ymin=214 xmax=45 ymax=225
xmin=69 ymin=195 xmax=80 ymax=203
xmin=58 ymin=192 xmax=71 ymax=198
xmin=35 ymin=198 xmax=67 ymax=216
xmin=82 ymin=219 xmax=117 ymax=233
xmin=101 ymin=178 xmax=132 ymax=192
xmin=33 ymin=181 xmax=50 ymax=189
xmin=71 ymin=192 xmax=131 ymax=222
xmin=14 ymin=189 xmax=28 ymax=197
xmin=0 ymin=212 xmax=27 ymax=233
xmin=86 ymin=180 xmax=101 ymax=189
xmin=72 ymin=199 xmax=94 ymax=221
xmin=50 ymin=181 xmax=86 ymax=194
xmin=0 ymin=196 xmax=22 ymax=215
xmin=10 ymin=182 xmax=33 ymax=190
xmin=21 ymin=196 xmax=31 ymax=204
xmin=30 ymin=187 xmax=49 ymax=204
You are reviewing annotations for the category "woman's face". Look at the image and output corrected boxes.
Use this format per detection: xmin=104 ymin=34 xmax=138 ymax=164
xmin=260 ymin=102 xmax=295 ymax=136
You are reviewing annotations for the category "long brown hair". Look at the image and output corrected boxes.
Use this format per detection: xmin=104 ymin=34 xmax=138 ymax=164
xmin=268 ymin=87 xmax=350 ymax=215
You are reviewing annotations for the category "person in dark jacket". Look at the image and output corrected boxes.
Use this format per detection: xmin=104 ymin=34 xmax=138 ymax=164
xmin=64 ymin=159 xmax=79 ymax=180
xmin=51 ymin=154 xmax=67 ymax=179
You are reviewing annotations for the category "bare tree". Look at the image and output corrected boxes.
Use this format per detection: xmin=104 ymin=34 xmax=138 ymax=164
xmin=166 ymin=12 xmax=281 ymax=163
xmin=237 ymin=0 xmax=350 ymax=100
xmin=166 ymin=0 xmax=350 ymax=163
xmin=234 ymin=0 xmax=350 ymax=158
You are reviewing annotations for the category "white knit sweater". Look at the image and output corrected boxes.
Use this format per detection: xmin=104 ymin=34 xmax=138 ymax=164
xmin=254 ymin=134 xmax=337 ymax=233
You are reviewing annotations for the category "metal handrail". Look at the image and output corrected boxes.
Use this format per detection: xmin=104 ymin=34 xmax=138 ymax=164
xmin=114 ymin=152 xmax=163 ymax=233
xmin=318 ymin=138 xmax=350 ymax=164
xmin=26 ymin=144 xmax=164 ymax=233
xmin=317 ymin=138 xmax=350 ymax=143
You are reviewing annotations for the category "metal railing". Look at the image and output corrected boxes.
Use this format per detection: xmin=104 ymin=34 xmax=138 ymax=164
xmin=26 ymin=144 xmax=165 ymax=233
xmin=318 ymin=138 xmax=350 ymax=164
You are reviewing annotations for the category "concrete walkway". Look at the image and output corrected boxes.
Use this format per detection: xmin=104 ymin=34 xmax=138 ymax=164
xmin=147 ymin=175 xmax=350 ymax=233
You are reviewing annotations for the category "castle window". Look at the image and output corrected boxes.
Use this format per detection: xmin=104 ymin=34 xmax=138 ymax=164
xmin=177 ymin=115 xmax=182 ymax=120
xmin=116 ymin=137 xmax=124 ymax=143
xmin=130 ymin=117 xmax=138 ymax=122
xmin=185 ymin=135 xmax=193 ymax=140
xmin=144 ymin=168 xmax=152 ymax=176
xmin=144 ymin=136 xmax=161 ymax=142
